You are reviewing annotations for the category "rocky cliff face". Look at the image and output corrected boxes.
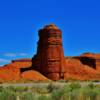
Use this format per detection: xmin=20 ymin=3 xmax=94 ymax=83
xmin=32 ymin=24 xmax=66 ymax=80
xmin=0 ymin=24 xmax=100 ymax=82
xmin=65 ymin=57 xmax=100 ymax=80
xmin=32 ymin=24 xmax=100 ymax=80
xmin=0 ymin=59 xmax=48 ymax=82
xmin=75 ymin=53 xmax=100 ymax=71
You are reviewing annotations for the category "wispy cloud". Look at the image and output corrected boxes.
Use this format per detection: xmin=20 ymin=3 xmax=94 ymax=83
xmin=0 ymin=58 xmax=11 ymax=66
xmin=19 ymin=53 xmax=28 ymax=56
xmin=0 ymin=58 xmax=10 ymax=63
xmin=4 ymin=52 xmax=28 ymax=57
xmin=4 ymin=53 xmax=17 ymax=57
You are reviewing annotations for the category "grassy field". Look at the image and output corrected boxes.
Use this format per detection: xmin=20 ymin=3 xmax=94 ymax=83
xmin=0 ymin=81 xmax=100 ymax=100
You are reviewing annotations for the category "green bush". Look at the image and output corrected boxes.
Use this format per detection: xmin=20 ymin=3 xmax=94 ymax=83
xmin=0 ymin=86 xmax=3 ymax=92
xmin=38 ymin=95 xmax=52 ymax=100
xmin=47 ymin=83 xmax=60 ymax=93
xmin=19 ymin=92 xmax=35 ymax=100
xmin=0 ymin=82 xmax=99 ymax=100
xmin=88 ymin=82 xmax=95 ymax=89
xmin=0 ymin=91 xmax=16 ymax=100
xmin=69 ymin=82 xmax=81 ymax=91
xmin=51 ymin=89 xmax=64 ymax=100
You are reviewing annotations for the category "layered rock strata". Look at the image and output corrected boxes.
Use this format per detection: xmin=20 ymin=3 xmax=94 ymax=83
xmin=32 ymin=24 xmax=100 ymax=80
xmin=0 ymin=24 xmax=100 ymax=82
xmin=32 ymin=24 xmax=66 ymax=80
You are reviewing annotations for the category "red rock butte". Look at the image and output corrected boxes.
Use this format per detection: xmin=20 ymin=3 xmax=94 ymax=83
xmin=0 ymin=24 xmax=100 ymax=82
xmin=32 ymin=24 xmax=66 ymax=80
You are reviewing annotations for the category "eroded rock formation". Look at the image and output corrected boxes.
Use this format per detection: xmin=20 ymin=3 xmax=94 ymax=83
xmin=32 ymin=24 xmax=66 ymax=80
xmin=32 ymin=24 xmax=100 ymax=80
xmin=0 ymin=59 xmax=48 ymax=82
xmin=0 ymin=24 xmax=100 ymax=82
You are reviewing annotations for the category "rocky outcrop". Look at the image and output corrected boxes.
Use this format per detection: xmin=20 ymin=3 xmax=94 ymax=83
xmin=32 ymin=24 xmax=66 ymax=80
xmin=92 ymin=54 xmax=100 ymax=71
xmin=0 ymin=64 xmax=20 ymax=81
xmin=21 ymin=70 xmax=49 ymax=81
xmin=65 ymin=57 xmax=100 ymax=80
xmin=32 ymin=25 xmax=100 ymax=80
xmin=0 ymin=24 xmax=100 ymax=82
xmin=75 ymin=53 xmax=100 ymax=71
xmin=12 ymin=58 xmax=32 ymax=68
xmin=0 ymin=58 xmax=48 ymax=82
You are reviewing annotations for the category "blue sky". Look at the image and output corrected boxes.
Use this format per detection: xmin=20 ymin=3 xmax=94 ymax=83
xmin=0 ymin=0 xmax=100 ymax=66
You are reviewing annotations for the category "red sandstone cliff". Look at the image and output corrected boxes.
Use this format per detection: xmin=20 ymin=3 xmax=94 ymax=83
xmin=32 ymin=24 xmax=66 ymax=80
xmin=0 ymin=24 xmax=100 ymax=82
xmin=31 ymin=24 xmax=100 ymax=80
xmin=65 ymin=57 xmax=100 ymax=80
xmin=0 ymin=59 xmax=48 ymax=82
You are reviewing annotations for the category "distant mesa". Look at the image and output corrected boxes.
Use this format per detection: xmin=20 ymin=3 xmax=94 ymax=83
xmin=0 ymin=24 xmax=100 ymax=82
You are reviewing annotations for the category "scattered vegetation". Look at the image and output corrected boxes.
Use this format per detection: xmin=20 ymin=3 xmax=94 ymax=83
xmin=0 ymin=82 xmax=99 ymax=100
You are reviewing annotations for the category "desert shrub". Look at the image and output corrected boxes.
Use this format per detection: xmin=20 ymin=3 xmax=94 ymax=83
xmin=51 ymin=87 xmax=77 ymax=100
xmin=0 ymin=91 xmax=16 ymax=100
xmin=63 ymin=85 xmax=72 ymax=93
xmin=51 ymin=84 xmax=72 ymax=100
xmin=77 ymin=86 xmax=99 ymax=100
xmin=13 ymin=86 xmax=29 ymax=92
xmin=19 ymin=92 xmax=35 ymax=100
xmin=69 ymin=82 xmax=81 ymax=91
xmin=88 ymin=82 xmax=95 ymax=89
xmin=50 ymin=82 xmax=100 ymax=100
xmin=35 ymin=87 xmax=49 ymax=94
xmin=30 ymin=85 xmax=49 ymax=94
xmin=62 ymin=85 xmax=80 ymax=100
xmin=93 ymin=87 xmax=100 ymax=95
xmin=3 ymin=86 xmax=29 ymax=93
xmin=51 ymin=89 xmax=64 ymax=100
xmin=0 ymin=82 xmax=99 ymax=100
xmin=3 ymin=86 xmax=14 ymax=92
xmin=0 ymin=86 xmax=3 ymax=92
xmin=47 ymin=82 xmax=61 ymax=93
xmin=38 ymin=95 xmax=52 ymax=100
xmin=47 ymin=83 xmax=55 ymax=93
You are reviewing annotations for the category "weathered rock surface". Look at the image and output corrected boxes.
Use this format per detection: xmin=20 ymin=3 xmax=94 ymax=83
xmin=65 ymin=57 xmax=100 ymax=80
xmin=0 ymin=64 xmax=20 ymax=81
xmin=32 ymin=24 xmax=100 ymax=80
xmin=32 ymin=24 xmax=66 ymax=80
xmin=0 ymin=58 xmax=43 ymax=82
xmin=11 ymin=58 xmax=32 ymax=68
xmin=21 ymin=70 xmax=48 ymax=81
xmin=0 ymin=24 xmax=100 ymax=82
xmin=75 ymin=53 xmax=100 ymax=71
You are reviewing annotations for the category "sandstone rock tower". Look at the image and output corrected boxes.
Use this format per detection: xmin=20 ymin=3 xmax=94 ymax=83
xmin=32 ymin=24 xmax=66 ymax=80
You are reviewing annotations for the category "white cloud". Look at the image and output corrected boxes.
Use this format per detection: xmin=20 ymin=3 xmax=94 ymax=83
xmin=4 ymin=53 xmax=17 ymax=57
xmin=4 ymin=52 xmax=28 ymax=57
xmin=19 ymin=53 xmax=28 ymax=56
xmin=0 ymin=58 xmax=10 ymax=63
